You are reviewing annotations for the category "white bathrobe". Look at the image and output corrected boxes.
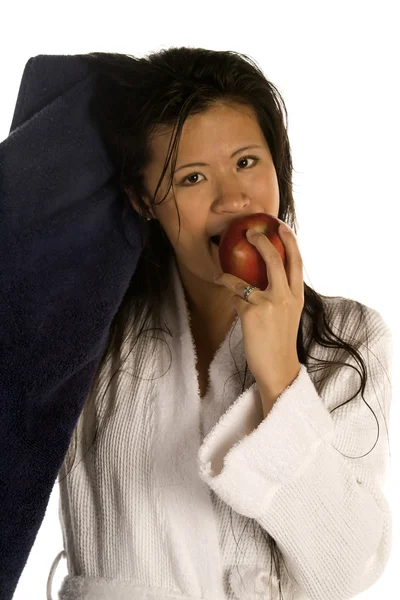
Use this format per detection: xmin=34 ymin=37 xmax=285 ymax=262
xmin=47 ymin=254 xmax=393 ymax=600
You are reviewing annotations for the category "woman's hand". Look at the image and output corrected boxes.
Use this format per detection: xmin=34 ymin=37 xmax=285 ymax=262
xmin=213 ymin=222 xmax=304 ymax=409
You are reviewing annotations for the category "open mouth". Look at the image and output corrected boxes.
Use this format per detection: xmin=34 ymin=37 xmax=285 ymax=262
xmin=210 ymin=235 xmax=221 ymax=247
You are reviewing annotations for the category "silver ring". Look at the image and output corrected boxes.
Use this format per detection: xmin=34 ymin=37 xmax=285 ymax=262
xmin=243 ymin=285 xmax=260 ymax=302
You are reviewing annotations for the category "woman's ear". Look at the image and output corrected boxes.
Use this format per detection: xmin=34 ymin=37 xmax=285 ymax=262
xmin=124 ymin=186 xmax=143 ymax=214
xmin=124 ymin=186 xmax=156 ymax=220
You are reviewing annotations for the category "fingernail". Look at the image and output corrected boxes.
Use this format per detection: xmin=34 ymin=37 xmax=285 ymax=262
xmin=279 ymin=222 xmax=290 ymax=233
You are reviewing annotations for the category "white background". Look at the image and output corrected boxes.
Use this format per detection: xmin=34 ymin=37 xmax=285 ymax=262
xmin=1 ymin=1 xmax=398 ymax=598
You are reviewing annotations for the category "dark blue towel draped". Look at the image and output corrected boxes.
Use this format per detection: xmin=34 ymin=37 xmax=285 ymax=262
xmin=0 ymin=54 xmax=142 ymax=600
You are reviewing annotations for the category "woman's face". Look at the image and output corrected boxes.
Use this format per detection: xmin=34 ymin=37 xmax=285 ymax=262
xmin=128 ymin=102 xmax=280 ymax=323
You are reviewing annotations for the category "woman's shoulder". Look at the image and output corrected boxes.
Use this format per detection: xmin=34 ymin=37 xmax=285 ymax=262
xmin=302 ymin=294 xmax=392 ymax=403
xmin=321 ymin=294 xmax=392 ymax=343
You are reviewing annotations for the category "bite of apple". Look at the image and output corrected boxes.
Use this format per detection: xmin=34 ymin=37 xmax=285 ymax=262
xmin=211 ymin=213 xmax=287 ymax=291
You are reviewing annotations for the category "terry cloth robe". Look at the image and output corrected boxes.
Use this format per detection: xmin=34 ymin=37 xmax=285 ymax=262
xmin=0 ymin=54 xmax=393 ymax=600
xmin=47 ymin=250 xmax=393 ymax=600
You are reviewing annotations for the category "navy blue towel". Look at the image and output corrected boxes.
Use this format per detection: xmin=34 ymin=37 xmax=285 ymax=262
xmin=0 ymin=54 xmax=142 ymax=599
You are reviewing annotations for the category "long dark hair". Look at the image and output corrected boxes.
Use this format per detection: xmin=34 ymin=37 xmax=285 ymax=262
xmin=58 ymin=47 xmax=389 ymax=599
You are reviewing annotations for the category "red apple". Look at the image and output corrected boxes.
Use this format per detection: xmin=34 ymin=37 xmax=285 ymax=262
xmin=218 ymin=213 xmax=287 ymax=291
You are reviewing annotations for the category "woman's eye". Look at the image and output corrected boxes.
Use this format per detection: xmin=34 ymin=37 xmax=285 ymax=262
xmin=180 ymin=155 xmax=260 ymax=186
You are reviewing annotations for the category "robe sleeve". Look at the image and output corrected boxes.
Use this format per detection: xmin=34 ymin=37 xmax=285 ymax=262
xmin=198 ymin=306 xmax=393 ymax=600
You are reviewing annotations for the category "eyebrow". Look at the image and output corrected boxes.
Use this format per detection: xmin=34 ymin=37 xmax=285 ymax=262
xmin=174 ymin=144 xmax=265 ymax=173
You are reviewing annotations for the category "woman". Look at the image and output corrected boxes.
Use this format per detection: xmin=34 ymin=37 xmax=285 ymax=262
xmin=1 ymin=48 xmax=392 ymax=600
